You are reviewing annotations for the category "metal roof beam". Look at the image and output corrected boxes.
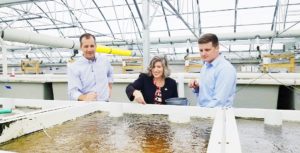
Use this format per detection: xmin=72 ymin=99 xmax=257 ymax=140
xmin=33 ymin=2 xmax=65 ymax=37
xmin=91 ymin=0 xmax=115 ymax=39
xmin=0 ymin=0 xmax=52 ymax=7
xmin=35 ymin=25 xmax=76 ymax=31
xmin=196 ymin=0 xmax=202 ymax=36
xmin=271 ymin=0 xmax=280 ymax=31
xmin=8 ymin=6 xmax=111 ymax=38
xmin=133 ymin=0 xmax=145 ymax=29
xmin=161 ymin=1 xmax=171 ymax=37
xmin=0 ymin=16 xmax=42 ymax=23
xmin=124 ymin=0 xmax=142 ymax=38
xmin=9 ymin=8 xmax=39 ymax=32
xmin=59 ymin=0 xmax=86 ymax=33
xmin=111 ymin=0 xmax=124 ymax=40
xmin=10 ymin=2 xmax=299 ymax=17
xmin=283 ymin=0 xmax=290 ymax=29
xmin=164 ymin=0 xmax=199 ymax=39
xmin=5 ymin=3 xmax=300 ymax=24
xmin=234 ymin=0 xmax=238 ymax=33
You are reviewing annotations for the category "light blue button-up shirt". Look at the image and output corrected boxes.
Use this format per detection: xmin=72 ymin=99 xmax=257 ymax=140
xmin=194 ymin=55 xmax=236 ymax=107
xmin=67 ymin=54 xmax=113 ymax=101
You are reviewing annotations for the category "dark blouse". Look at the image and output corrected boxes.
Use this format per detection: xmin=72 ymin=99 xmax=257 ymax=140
xmin=126 ymin=73 xmax=178 ymax=104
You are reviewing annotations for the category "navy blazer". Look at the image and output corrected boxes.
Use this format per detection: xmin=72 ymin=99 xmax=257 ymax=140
xmin=126 ymin=73 xmax=178 ymax=104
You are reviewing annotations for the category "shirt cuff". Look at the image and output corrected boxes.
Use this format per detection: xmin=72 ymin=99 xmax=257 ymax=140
xmin=192 ymin=88 xmax=199 ymax=93
xmin=72 ymin=91 xmax=82 ymax=101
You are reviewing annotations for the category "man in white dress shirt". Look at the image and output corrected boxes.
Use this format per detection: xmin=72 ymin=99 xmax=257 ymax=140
xmin=68 ymin=33 xmax=113 ymax=101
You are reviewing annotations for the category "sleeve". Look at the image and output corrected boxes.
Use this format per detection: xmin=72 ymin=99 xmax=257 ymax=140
xmin=192 ymin=87 xmax=200 ymax=94
xmin=208 ymin=67 xmax=236 ymax=107
xmin=106 ymin=59 xmax=114 ymax=83
xmin=125 ymin=74 xmax=145 ymax=101
xmin=172 ymin=79 xmax=178 ymax=97
xmin=67 ymin=65 xmax=83 ymax=101
xmin=193 ymin=68 xmax=204 ymax=96
xmin=192 ymin=80 xmax=200 ymax=97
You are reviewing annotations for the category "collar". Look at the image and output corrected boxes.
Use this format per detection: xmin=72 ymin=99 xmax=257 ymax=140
xmin=81 ymin=56 xmax=97 ymax=63
xmin=204 ymin=54 xmax=222 ymax=68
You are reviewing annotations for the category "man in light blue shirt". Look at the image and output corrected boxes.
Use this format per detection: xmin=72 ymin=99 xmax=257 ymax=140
xmin=188 ymin=33 xmax=236 ymax=107
xmin=68 ymin=33 xmax=113 ymax=101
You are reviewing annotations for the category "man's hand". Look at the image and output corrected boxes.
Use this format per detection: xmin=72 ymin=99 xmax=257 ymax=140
xmin=133 ymin=90 xmax=146 ymax=104
xmin=79 ymin=92 xmax=97 ymax=101
xmin=188 ymin=79 xmax=199 ymax=89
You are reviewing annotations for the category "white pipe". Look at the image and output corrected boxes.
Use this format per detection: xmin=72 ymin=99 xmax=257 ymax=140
xmin=101 ymin=30 xmax=300 ymax=45
xmin=1 ymin=28 xmax=80 ymax=49
xmin=148 ymin=30 xmax=300 ymax=43
xmin=1 ymin=28 xmax=140 ymax=56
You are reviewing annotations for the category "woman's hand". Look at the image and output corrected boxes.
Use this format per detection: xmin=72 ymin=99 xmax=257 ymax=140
xmin=133 ymin=90 xmax=146 ymax=104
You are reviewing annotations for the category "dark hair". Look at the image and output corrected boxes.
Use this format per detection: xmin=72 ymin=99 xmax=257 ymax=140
xmin=147 ymin=56 xmax=170 ymax=79
xmin=198 ymin=33 xmax=219 ymax=47
xmin=79 ymin=33 xmax=96 ymax=46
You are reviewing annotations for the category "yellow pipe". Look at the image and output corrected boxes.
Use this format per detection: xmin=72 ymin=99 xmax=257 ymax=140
xmin=96 ymin=45 xmax=132 ymax=56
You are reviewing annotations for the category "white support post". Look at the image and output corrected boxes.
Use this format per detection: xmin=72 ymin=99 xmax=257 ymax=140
xmin=225 ymin=109 xmax=242 ymax=153
xmin=207 ymin=108 xmax=242 ymax=153
xmin=142 ymin=0 xmax=150 ymax=71
xmin=178 ymin=73 xmax=185 ymax=98
xmin=207 ymin=109 xmax=223 ymax=153
xmin=0 ymin=38 xmax=8 ymax=77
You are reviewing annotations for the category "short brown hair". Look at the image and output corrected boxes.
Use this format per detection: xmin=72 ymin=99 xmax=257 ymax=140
xmin=79 ymin=33 xmax=96 ymax=46
xmin=147 ymin=56 xmax=170 ymax=78
xmin=198 ymin=33 xmax=219 ymax=47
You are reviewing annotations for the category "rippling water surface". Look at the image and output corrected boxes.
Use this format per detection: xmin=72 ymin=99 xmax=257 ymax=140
xmin=237 ymin=119 xmax=300 ymax=153
xmin=0 ymin=112 xmax=212 ymax=153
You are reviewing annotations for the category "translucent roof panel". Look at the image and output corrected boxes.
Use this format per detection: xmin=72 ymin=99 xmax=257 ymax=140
xmin=284 ymin=23 xmax=300 ymax=31
xmin=199 ymin=0 xmax=234 ymax=11
xmin=150 ymin=17 xmax=168 ymax=31
xmin=237 ymin=7 xmax=275 ymax=25
xmin=0 ymin=0 xmax=299 ymax=63
xmin=201 ymin=11 xmax=234 ymax=28
xmin=202 ymin=27 xmax=234 ymax=34
xmin=60 ymin=27 xmax=84 ymax=37
xmin=165 ymin=15 xmax=188 ymax=30
xmin=96 ymin=7 xmax=117 ymax=20
xmin=171 ymin=29 xmax=193 ymax=37
xmin=151 ymin=31 xmax=169 ymax=38
xmin=238 ymin=0 xmax=277 ymax=8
